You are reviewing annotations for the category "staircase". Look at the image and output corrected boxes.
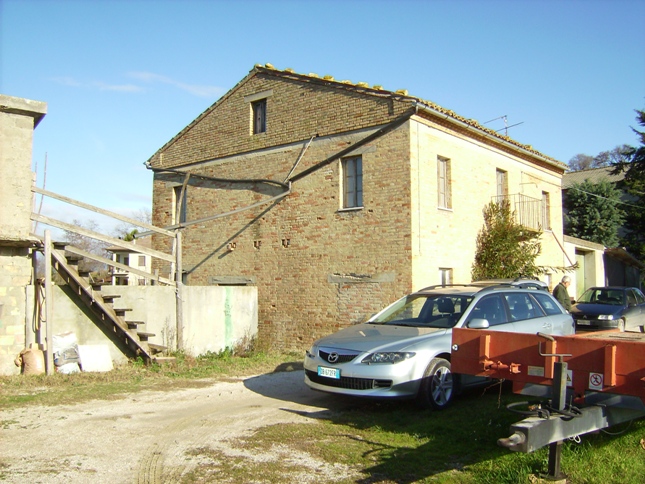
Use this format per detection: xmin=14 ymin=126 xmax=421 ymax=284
xmin=49 ymin=242 xmax=171 ymax=365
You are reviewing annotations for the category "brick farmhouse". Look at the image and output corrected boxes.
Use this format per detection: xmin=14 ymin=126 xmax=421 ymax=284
xmin=147 ymin=64 xmax=569 ymax=351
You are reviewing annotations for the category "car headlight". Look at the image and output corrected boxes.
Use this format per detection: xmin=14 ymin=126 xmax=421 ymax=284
xmin=305 ymin=345 xmax=317 ymax=358
xmin=597 ymin=315 xmax=615 ymax=320
xmin=361 ymin=352 xmax=415 ymax=364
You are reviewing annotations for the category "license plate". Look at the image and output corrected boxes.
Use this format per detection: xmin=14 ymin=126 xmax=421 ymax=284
xmin=318 ymin=366 xmax=341 ymax=379
xmin=577 ymin=320 xmax=591 ymax=326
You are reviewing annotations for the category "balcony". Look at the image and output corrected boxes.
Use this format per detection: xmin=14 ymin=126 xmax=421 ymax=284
xmin=491 ymin=194 xmax=544 ymax=232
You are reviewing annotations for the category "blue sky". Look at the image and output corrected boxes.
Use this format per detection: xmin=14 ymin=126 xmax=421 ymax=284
xmin=2 ymin=0 xmax=644 ymax=233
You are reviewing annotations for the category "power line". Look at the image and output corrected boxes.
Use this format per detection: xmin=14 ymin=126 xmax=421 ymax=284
xmin=567 ymin=186 xmax=642 ymax=209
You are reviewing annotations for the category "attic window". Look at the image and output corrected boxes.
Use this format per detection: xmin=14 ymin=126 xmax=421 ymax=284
xmin=245 ymin=90 xmax=273 ymax=135
xmin=252 ymin=99 xmax=266 ymax=134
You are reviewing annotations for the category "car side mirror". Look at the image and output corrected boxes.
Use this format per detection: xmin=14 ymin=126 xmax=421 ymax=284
xmin=467 ymin=318 xmax=490 ymax=329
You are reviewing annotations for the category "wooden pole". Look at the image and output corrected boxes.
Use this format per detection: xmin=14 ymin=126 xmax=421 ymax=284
xmin=44 ymin=230 xmax=54 ymax=375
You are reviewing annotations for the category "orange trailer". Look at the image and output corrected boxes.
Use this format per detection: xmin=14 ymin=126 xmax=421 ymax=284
xmin=451 ymin=329 xmax=645 ymax=479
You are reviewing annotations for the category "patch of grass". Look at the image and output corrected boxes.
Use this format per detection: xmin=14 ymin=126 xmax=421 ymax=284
xmin=0 ymin=349 xmax=302 ymax=409
xmin=3 ymin=351 xmax=644 ymax=483
xmin=179 ymin=384 xmax=645 ymax=483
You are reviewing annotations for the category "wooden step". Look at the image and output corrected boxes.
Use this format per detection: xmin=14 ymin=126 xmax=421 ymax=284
xmin=114 ymin=308 xmax=132 ymax=316
xmin=148 ymin=343 xmax=167 ymax=354
xmin=126 ymin=320 xmax=144 ymax=330
xmin=137 ymin=332 xmax=155 ymax=341
xmin=101 ymin=294 xmax=121 ymax=302
xmin=153 ymin=356 xmax=176 ymax=365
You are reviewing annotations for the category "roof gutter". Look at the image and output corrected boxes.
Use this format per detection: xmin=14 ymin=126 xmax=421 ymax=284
xmin=413 ymin=102 xmax=565 ymax=171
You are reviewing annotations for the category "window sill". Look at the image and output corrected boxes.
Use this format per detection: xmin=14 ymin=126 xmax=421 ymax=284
xmin=437 ymin=206 xmax=453 ymax=212
xmin=338 ymin=206 xmax=364 ymax=213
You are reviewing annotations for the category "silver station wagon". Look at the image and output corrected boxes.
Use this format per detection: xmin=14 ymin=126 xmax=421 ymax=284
xmin=304 ymin=283 xmax=574 ymax=409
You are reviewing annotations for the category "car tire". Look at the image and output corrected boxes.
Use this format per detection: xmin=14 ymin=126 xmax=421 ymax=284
xmin=417 ymin=358 xmax=455 ymax=410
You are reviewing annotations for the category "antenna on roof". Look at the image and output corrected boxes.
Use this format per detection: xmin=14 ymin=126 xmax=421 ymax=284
xmin=483 ymin=115 xmax=524 ymax=137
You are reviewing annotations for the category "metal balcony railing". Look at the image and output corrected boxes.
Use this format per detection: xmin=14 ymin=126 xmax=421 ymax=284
xmin=492 ymin=194 xmax=544 ymax=231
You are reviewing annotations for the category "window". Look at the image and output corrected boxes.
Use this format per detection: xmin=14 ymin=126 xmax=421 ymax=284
xmin=439 ymin=268 xmax=452 ymax=285
xmin=634 ymin=288 xmax=645 ymax=305
xmin=437 ymin=157 xmax=452 ymax=209
xmin=496 ymin=169 xmax=508 ymax=199
xmin=252 ymin=99 xmax=266 ymax=134
xmin=123 ymin=255 xmax=129 ymax=266
xmin=342 ymin=156 xmax=363 ymax=209
xmin=541 ymin=191 xmax=551 ymax=230
xmin=468 ymin=295 xmax=508 ymax=326
xmin=138 ymin=255 xmax=146 ymax=267
xmin=533 ymin=292 xmax=563 ymax=315
xmin=505 ymin=293 xmax=541 ymax=321
xmin=173 ymin=186 xmax=187 ymax=224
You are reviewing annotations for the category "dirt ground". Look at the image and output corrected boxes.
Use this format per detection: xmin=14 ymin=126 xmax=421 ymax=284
xmin=0 ymin=369 xmax=359 ymax=483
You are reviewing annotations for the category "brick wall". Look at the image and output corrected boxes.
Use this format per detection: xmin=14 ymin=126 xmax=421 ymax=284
xmin=148 ymin=71 xmax=411 ymax=170
xmin=153 ymin=122 xmax=413 ymax=351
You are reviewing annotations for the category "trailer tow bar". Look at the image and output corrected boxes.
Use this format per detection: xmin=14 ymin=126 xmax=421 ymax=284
xmin=499 ymin=333 xmax=573 ymax=481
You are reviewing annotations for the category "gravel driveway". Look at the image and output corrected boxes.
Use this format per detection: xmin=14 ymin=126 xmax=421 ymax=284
xmin=0 ymin=369 xmax=358 ymax=483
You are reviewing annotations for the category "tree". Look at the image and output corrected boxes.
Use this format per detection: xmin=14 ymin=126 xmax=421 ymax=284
xmin=568 ymin=153 xmax=595 ymax=171
xmin=612 ymin=108 xmax=645 ymax=259
xmin=63 ymin=219 xmax=109 ymax=273
xmin=110 ymin=207 xmax=152 ymax=240
xmin=564 ymin=180 xmax=625 ymax=247
xmin=595 ymin=145 xmax=632 ymax=167
xmin=471 ymin=200 xmax=542 ymax=281
xmin=567 ymin=145 xmax=631 ymax=171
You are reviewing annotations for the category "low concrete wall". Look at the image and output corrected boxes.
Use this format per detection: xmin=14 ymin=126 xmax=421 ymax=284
xmin=5 ymin=284 xmax=258 ymax=375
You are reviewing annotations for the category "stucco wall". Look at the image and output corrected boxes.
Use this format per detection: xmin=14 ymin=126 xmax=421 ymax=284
xmin=1 ymin=284 xmax=257 ymax=375
xmin=410 ymin=116 xmax=566 ymax=288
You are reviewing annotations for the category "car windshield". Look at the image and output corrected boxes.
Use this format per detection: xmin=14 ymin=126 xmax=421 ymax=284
xmin=578 ymin=288 xmax=625 ymax=306
xmin=370 ymin=294 xmax=474 ymax=328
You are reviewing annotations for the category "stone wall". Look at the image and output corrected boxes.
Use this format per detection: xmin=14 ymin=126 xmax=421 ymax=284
xmin=0 ymin=95 xmax=46 ymax=375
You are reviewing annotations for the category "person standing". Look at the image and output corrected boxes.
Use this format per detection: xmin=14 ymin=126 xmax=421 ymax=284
xmin=553 ymin=276 xmax=572 ymax=312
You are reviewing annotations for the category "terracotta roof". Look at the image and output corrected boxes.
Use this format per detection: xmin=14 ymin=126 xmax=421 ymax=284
xmin=148 ymin=63 xmax=566 ymax=170
xmin=254 ymin=64 xmax=563 ymax=167
xmin=562 ymin=166 xmax=625 ymax=189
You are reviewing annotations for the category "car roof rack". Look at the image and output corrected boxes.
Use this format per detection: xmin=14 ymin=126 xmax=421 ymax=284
xmin=417 ymin=283 xmax=485 ymax=292
xmin=417 ymin=282 xmax=543 ymax=294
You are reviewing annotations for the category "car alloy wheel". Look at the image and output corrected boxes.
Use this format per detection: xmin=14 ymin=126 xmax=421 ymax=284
xmin=417 ymin=358 xmax=454 ymax=410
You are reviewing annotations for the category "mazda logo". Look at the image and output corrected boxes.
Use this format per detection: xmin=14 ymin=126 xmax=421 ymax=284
xmin=327 ymin=352 xmax=339 ymax=363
